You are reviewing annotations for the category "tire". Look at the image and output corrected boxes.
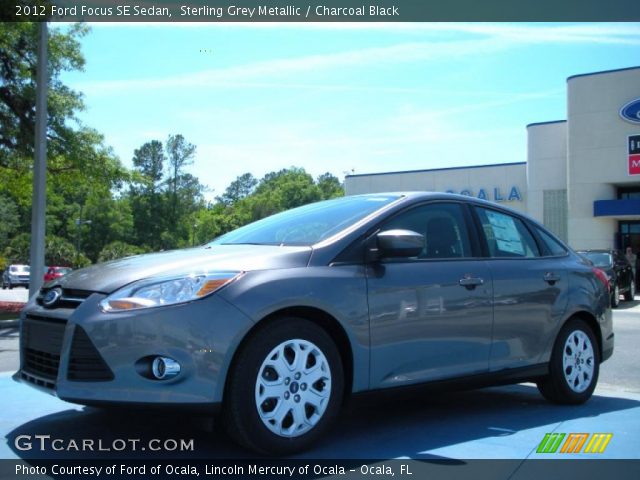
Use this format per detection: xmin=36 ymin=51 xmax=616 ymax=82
xmin=611 ymin=284 xmax=620 ymax=308
xmin=224 ymin=317 xmax=344 ymax=455
xmin=624 ymin=280 xmax=635 ymax=301
xmin=537 ymin=318 xmax=599 ymax=405
xmin=8 ymin=281 xmax=12 ymax=290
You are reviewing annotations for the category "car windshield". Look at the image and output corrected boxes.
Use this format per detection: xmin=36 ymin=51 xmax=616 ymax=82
xmin=209 ymin=194 xmax=401 ymax=246
xmin=581 ymin=252 xmax=612 ymax=268
xmin=10 ymin=265 xmax=29 ymax=273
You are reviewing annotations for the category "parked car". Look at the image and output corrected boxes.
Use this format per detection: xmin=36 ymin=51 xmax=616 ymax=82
xmin=577 ymin=249 xmax=635 ymax=308
xmin=16 ymin=193 xmax=613 ymax=455
xmin=2 ymin=264 xmax=30 ymax=289
xmin=43 ymin=266 xmax=73 ymax=283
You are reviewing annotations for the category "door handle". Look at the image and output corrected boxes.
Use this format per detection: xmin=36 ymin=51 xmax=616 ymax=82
xmin=459 ymin=277 xmax=484 ymax=289
xmin=543 ymin=272 xmax=561 ymax=285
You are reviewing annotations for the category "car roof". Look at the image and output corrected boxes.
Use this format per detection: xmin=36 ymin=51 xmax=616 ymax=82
xmin=358 ymin=191 xmax=535 ymax=221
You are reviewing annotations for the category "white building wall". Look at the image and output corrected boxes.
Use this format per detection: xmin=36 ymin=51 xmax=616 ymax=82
xmin=345 ymin=164 xmax=528 ymax=212
xmin=526 ymin=121 xmax=567 ymax=224
xmin=567 ymin=68 xmax=640 ymax=249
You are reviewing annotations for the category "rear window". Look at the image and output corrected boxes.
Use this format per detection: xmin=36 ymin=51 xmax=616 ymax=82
xmin=580 ymin=252 xmax=612 ymax=268
xmin=475 ymin=207 xmax=540 ymax=258
xmin=536 ymin=228 xmax=568 ymax=257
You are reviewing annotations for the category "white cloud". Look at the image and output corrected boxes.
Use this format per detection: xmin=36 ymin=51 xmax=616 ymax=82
xmin=75 ymin=22 xmax=640 ymax=96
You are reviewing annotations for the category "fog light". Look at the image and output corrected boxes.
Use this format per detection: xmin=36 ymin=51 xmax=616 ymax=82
xmin=151 ymin=357 xmax=181 ymax=380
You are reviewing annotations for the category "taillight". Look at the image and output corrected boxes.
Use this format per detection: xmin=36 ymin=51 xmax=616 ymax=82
xmin=592 ymin=267 xmax=610 ymax=293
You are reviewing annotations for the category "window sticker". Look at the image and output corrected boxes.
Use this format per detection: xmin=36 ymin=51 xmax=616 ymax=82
xmin=485 ymin=210 xmax=524 ymax=255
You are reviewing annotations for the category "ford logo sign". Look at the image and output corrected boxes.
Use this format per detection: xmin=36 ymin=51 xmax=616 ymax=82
xmin=620 ymin=98 xmax=640 ymax=124
xmin=42 ymin=287 xmax=63 ymax=308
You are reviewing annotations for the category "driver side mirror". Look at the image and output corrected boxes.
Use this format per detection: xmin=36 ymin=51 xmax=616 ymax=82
xmin=367 ymin=229 xmax=425 ymax=261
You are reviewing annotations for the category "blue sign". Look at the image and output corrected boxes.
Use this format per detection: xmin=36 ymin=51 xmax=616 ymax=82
xmin=620 ymin=98 xmax=640 ymax=124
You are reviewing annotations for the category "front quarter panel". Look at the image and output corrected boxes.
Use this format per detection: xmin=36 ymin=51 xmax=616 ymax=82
xmin=219 ymin=266 xmax=370 ymax=393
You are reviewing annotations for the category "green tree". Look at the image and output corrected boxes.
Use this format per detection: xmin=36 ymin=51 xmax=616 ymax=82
xmin=98 ymin=241 xmax=145 ymax=263
xmin=130 ymin=140 xmax=166 ymax=249
xmin=316 ymin=172 xmax=344 ymax=199
xmin=217 ymin=173 xmax=257 ymax=205
xmin=0 ymin=195 xmax=19 ymax=249
xmin=166 ymin=134 xmax=195 ymax=217
xmin=0 ymin=22 xmax=87 ymax=165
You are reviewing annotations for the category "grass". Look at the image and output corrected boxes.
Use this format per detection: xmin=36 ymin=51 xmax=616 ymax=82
xmin=0 ymin=312 xmax=18 ymax=321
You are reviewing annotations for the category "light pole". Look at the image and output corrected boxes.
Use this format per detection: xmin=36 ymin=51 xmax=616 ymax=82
xmin=75 ymin=212 xmax=92 ymax=265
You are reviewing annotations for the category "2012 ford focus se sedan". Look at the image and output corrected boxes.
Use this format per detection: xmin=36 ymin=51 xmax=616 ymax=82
xmin=16 ymin=193 xmax=613 ymax=454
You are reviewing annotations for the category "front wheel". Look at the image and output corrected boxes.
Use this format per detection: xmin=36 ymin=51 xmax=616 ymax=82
xmin=624 ymin=280 xmax=635 ymax=301
xmin=224 ymin=317 xmax=344 ymax=455
xmin=537 ymin=318 xmax=599 ymax=405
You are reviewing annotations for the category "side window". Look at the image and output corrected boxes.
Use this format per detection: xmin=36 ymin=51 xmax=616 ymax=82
xmin=475 ymin=207 xmax=540 ymax=258
xmin=535 ymin=228 xmax=568 ymax=257
xmin=381 ymin=203 xmax=472 ymax=259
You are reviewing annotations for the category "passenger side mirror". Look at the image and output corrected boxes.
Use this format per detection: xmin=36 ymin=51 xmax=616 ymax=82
xmin=374 ymin=229 xmax=424 ymax=259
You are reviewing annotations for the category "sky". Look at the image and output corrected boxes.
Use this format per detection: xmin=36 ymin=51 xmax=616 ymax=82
xmin=60 ymin=22 xmax=640 ymax=200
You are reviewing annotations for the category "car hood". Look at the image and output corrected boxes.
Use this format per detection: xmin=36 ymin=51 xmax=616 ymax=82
xmin=53 ymin=244 xmax=312 ymax=294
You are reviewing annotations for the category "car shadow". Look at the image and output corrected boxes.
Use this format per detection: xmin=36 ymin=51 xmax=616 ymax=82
xmin=5 ymin=384 xmax=639 ymax=460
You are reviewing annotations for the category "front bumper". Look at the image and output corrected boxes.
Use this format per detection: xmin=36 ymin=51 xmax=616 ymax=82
xmin=15 ymin=291 xmax=255 ymax=407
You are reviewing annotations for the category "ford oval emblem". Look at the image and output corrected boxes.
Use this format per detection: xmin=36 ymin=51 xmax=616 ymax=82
xmin=620 ymin=98 xmax=640 ymax=124
xmin=43 ymin=287 xmax=62 ymax=308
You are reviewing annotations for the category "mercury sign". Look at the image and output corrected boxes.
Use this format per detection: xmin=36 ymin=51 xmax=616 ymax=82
xmin=445 ymin=186 xmax=522 ymax=202
xmin=629 ymin=135 xmax=640 ymax=176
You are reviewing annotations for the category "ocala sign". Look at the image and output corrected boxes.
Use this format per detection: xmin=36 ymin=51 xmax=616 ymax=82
xmin=445 ymin=186 xmax=522 ymax=202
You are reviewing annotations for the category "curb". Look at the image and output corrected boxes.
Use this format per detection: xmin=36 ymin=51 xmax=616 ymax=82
xmin=0 ymin=319 xmax=19 ymax=329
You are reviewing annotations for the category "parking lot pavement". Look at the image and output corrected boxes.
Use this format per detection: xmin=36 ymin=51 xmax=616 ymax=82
xmin=0 ymin=373 xmax=638 ymax=463
xmin=0 ymin=301 xmax=638 ymax=467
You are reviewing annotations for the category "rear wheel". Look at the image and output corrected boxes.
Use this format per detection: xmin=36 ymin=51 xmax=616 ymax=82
xmin=224 ymin=317 xmax=344 ymax=455
xmin=611 ymin=284 xmax=620 ymax=308
xmin=624 ymin=280 xmax=635 ymax=301
xmin=537 ymin=318 xmax=599 ymax=405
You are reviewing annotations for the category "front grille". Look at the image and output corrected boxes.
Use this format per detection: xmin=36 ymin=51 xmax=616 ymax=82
xmin=68 ymin=326 xmax=114 ymax=381
xmin=22 ymin=315 xmax=66 ymax=383
xmin=37 ymin=288 xmax=92 ymax=309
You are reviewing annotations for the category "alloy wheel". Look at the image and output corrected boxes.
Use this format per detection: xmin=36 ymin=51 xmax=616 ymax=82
xmin=562 ymin=330 xmax=595 ymax=393
xmin=255 ymin=339 xmax=332 ymax=438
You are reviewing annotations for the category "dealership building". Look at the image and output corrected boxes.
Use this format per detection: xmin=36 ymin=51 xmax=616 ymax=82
xmin=345 ymin=67 xmax=640 ymax=252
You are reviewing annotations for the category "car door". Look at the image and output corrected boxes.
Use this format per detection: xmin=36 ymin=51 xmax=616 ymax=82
xmin=471 ymin=206 xmax=569 ymax=371
xmin=367 ymin=202 xmax=494 ymax=389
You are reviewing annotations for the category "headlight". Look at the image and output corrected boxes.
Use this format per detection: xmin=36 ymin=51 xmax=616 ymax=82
xmin=99 ymin=272 xmax=242 ymax=312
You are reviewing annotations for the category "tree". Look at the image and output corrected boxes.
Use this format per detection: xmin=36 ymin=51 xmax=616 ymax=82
xmin=0 ymin=22 xmax=88 ymax=166
xmin=98 ymin=241 xmax=145 ymax=263
xmin=130 ymin=140 xmax=166 ymax=249
xmin=216 ymin=173 xmax=257 ymax=205
xmin=166 ymin=134 xmax=195 ymax=217
xmin=132 ymin=140 xmax=164 ymax=188
xmin=317 ymin=172 xmax=344 ymax=199
xmin=0 ymin=195 xmax=19 ymax=249
xmin=0 ymin=21 xmax=130 ymax=266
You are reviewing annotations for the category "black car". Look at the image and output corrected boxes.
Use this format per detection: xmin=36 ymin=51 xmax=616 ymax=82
xmin=578 ymin=250 xmax=636 ymax=307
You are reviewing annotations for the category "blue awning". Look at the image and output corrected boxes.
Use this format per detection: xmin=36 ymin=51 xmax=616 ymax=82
xmin=593 ymin=199 xmax=640 ymax=217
